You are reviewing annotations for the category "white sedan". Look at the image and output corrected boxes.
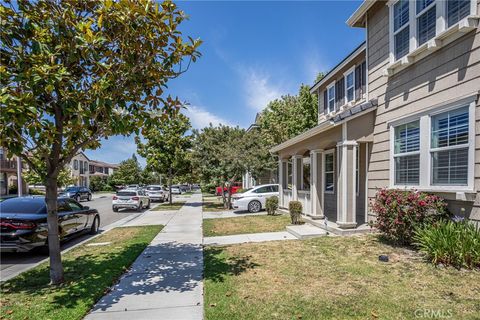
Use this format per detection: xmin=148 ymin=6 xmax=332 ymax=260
xmin=232 ymin=184 xmax=279 ymax=213
xmin=112 ymin=189 xmax=150 ymax=212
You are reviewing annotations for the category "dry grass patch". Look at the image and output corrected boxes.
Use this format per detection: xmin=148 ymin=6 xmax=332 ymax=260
xmin=203 ymin=196 xmax=227 ymax=212
xmin=204 ymin=235 xmax=480 ymax=320
xmin=203 ymin=214 xmax=291 ymax=237
xmin=151 ymin=201 xmax=186 ymax=211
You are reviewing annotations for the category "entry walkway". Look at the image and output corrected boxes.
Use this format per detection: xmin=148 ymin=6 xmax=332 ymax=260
xmin=86 ymin=194 xmax=204 ymax=320
xmin=204 ymin=231 xmax=297 ymax=246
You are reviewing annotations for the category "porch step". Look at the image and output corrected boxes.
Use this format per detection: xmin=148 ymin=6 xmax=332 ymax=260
xmin=286 ymin=224 xmax=328 ymax=240
xmin=302 ymin=216 xmax=373 ymax=236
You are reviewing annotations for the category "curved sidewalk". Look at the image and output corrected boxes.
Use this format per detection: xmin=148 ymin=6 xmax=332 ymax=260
xmin=85 ymin=194 xmax=204 ymax=320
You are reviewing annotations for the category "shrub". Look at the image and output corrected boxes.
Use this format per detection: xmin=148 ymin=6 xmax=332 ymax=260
xmin=289 ymin=201 xmax=302 ymax=224
xmin=370 ymin=188 xmax=448 ymax=245
xmin=414 ymin=219 xmax=480 ymax=269
xmin=266 ymin=196 xmax=279 ymax=215
xmin=28 ymin=188 xmax=45 ymax=195
xmin=8 ymin=184 xmax=18 ymax=194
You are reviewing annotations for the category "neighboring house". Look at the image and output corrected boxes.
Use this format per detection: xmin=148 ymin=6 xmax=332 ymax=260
xmin=271 ymin=0 xmax=480 ymax=230
xmin=0 ymin=148 xmax=28 ymax=195
xmin=89 ymin=160 xmax=119 ymax=177
xmin=70 ymin=152 xmax=91 ymax=187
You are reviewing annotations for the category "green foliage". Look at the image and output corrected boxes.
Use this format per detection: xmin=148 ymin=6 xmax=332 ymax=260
xmin=370 ymin=188 xmax=449 ymax=245
xmin=8 ymin=184 xmax=18 ymax=194
xmin=414 ymin=219 xmax=480 ymax=269
xmin=24 ymin=166 xmax=74 ymax=188
xmin=266 ymin=196 xmax=279 ymax=216
xmin=28 ymin=188 xmax=45 ymax=195
xmin=107 ymin=155 xmax=142 ymax=187
xmin=289 ymin=201 xmax=303 ymax=224
xmin=89 ymin=175 xmax=108 ymax=192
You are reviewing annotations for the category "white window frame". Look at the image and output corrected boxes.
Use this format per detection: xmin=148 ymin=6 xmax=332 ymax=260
xmin=389 ymin=0 xmax=411 ymax=62
xmin=388 ymin=98 xmax=475 ymax=192
xmin=300 ymin=156 xmax=311 ymax=191
xmin=327 ymin=83 xmax=335 ymax=113
xmin=323 ymin=149 xmax=335 ymax=194
xmin=392 ymin=120 xmax=421 ymax=186
xmin=344 ymin=67 xmax=355 ymax=103
xmin=415 ymin=0 xmax=438 ymax=47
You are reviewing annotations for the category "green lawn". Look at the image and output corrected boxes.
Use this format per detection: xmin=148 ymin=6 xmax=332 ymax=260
xmin=203 ymin=214 xmax=291 ymax=237
xmin=0 ymin=225 xmax=162 ymax=320
xmin=204 ymin=235 xmax=480 ymax=320
xmin=203 ymin=196 xmax=228 ymax=212
xmin=151 ymin=201 xmax=186 ymax=211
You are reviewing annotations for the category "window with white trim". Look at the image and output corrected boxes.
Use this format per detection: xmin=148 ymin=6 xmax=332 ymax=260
xmin=74 ymin=159 xmax=78 ymax=170
xmin=287 ymin=160 xmax=293 ymax=190
xmin=345 ymin=69 xmax=355 ymax=103
xmin=327 ymin=84 xmax=335 ymax=113
xmin=391 ymin=102 xmax=473 ymax=190
xmin=393 ymin=0 xmax=410 ymax=60
xmin=394 ymin=121 xmax=420 ymax=185
xmin=302 ymin=157 xmax=311 ymax=190
xmin=324 ymin=152 xmax=334 ymax=193
xmin=416 ymin=0 xmax=436 ymax=46
xmin=431 ymin=107 xmax=469 ymax=185
xmin=390 ymin=0 xmax=476 ymax=62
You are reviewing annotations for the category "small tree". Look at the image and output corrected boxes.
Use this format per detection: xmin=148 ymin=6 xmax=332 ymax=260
xmin=136 ymin=113 xmax=192 ymax=204
xmin=0 ymin=0 xmax=201 ymax=284
xmin=24 ymin=165 xmax=74 ymax=188
xmin=108 ymin=155 xmax=143 ymax=187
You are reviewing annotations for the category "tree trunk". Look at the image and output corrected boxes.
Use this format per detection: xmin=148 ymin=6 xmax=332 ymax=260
xmin=222 ymin=181 xmax=227 ymax=209
xmin=45 ymin=176 xmax=64 ymax=285
xmin=168 ymin=168 xmax=173 ymax=205
xmin=227 ymin=184 xmax=233 ymax=210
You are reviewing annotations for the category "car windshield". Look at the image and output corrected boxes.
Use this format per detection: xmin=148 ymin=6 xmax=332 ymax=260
xmin=117 ymin=191 xmax=137 ymax=197
xmin=147 ymin=187 xmax=162 ymax=191
xmin=64 ymin=187 xmax=79 ymax=192
xmin=0 ymin=198 xmax=46 ymax=214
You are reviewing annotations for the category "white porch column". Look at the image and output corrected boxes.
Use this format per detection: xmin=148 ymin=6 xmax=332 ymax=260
xmin=310 ymin=149 xmax=324 ymax=219
xmin=336 ymin=140 xmax=358 ymax=229
xmin=278 ymin=159 xmax=284 ymax=208
xmin=292 ymin=155 xmax=302 ymax=201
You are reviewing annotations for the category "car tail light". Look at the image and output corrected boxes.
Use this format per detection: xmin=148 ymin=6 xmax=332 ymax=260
xmin=113 ymin=196 xmax=118 ymax=200
xmin=0 ymin=220 xmax=37 ymax=230
xmin=131 ymin=196 xmax=140 ymax=201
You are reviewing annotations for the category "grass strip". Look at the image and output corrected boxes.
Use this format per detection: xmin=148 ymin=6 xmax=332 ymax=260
xmin=203 ymin=214 xmax=291 ymax=237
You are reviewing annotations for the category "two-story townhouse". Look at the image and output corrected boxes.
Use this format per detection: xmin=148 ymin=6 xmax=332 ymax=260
xmin=89 ymin=160 xmax=119 ymax=178
xmin=0 ymin=148 xmax=28 ymax=195
xmin=271 ymin=0 xmax=480 ymax=232
xmin=70 ymin=152 xmax=90 ymax=187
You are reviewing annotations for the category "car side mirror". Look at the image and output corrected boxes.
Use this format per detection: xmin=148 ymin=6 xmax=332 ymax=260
xmin=83 ymin=206 xmax=90 ymax=210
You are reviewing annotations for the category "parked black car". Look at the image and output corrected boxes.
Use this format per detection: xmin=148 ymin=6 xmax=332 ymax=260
xmin=59 ymin=186 xmax=92 ymax=202
xmin=0 ymin=196 xmax=100 ymax=253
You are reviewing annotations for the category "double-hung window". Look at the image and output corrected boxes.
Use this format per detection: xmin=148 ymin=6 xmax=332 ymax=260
xmin=393 ymin=0 xmax=410 ymax=60
xmin=324 ymin=152 xmax=334 ymax=193
xmin=287 ymin=160 xmax=293 ymax=190
xmin=416 ymin=0 xmax=436 ymax=46
xmin=302 ymin=157 xmax=311 ymax=191
xmin=431 ymin=107 xmax=469 ymax=185
xmin=447 ymin=0 xmax=471 ymax=27
xmin=345 ymin=69 xmax=355 ymax=103
xmin=327 ymin=84 xmax=335 ymax=113
xmin=73 ymin=159 xmax=78 ymax=170
xmin=393 ymin=121 xmax=420 ymax=185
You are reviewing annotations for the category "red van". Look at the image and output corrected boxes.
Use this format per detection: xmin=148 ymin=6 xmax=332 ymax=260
xmin=215 ymin=182 xmax=242 ymax=196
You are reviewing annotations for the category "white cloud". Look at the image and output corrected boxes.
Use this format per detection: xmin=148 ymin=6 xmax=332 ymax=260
xmin=303 ymin=48 xmax=329 ymax=85
xmin=183 ymin=105 xmax=234 ymax=129
xmin=240 ymin=68 xmax=283 ymax=111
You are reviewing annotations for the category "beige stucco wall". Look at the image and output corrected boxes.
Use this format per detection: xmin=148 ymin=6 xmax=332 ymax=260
xmin=366 ymin=1 xmax=480 ymax=222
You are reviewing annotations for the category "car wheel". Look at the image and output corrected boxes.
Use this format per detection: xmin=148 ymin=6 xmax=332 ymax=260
xmin=113 ymin=206 xmax=118 ymax=212
xmin=75 ymin=195 xmax=81 ymax=202
xmin=136 ymin=203 xmax=142 ymax=212
xmin=248 ymin=200 xmax=261 ymax=213
xmin=89 ymin=216 xmax=100 ymax=235
xmin=88 ymin=194 xmax=92 ymax=201
xmin=146 ymin=200 xmax=151 ymax=209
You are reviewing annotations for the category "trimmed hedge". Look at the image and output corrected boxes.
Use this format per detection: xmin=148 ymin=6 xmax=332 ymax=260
xmin=289 ymin=201 xmax=302 ymax=225
xmin=266 ymin=196 xmax=278 ymax=215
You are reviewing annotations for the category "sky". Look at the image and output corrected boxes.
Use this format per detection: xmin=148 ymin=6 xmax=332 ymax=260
xmin=85 ymin=1 xmax=365 ymax=166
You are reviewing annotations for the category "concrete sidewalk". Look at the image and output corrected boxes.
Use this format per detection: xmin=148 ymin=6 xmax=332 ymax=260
xmin=204 ymin=231 xmax=297 ymax=246
xmin=86 ymin=194 xmax=204 ymax=320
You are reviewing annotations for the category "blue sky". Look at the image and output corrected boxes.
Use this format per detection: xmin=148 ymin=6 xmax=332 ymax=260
xmin=85 ymin=1 xmax=365 ymax=166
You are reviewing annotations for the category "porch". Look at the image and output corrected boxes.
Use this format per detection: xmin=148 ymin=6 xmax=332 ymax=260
xmin=273 ymin=104 xmax=377 ymax=232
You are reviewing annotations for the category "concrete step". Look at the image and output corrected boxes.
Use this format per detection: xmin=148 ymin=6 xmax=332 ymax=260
xmin=286 ymin=224 xmax=328 ymax=240
xmin=303 ymin=216 xmax=373 ymax=236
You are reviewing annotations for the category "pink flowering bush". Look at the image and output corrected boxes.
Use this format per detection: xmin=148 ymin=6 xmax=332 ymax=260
xmin=370 ymin=188 xmax=449 ymax=245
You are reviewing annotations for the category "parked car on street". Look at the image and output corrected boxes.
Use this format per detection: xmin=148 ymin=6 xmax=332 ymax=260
xmin=145 ymin=185 xmax=167 ymax=202
xmin=0 ymin=196 xmax=100 ymax=253
xmin=232 ymin=184 xmax=279 ymax=213
xmin=59 ymin=186 xmax=92 ymax=202
xmin=170 ymin=185 xmax=182 ymax=195
xmin=216 ymin=182 xmax=242 ymax=196
xmin=112 ymin=189 xmax=150 ymax=212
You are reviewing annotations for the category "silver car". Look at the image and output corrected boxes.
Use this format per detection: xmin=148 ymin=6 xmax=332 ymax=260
xmin=112 ymin=189 xmax=150 ymax=212
xmin=145 ymin=185 xmax=167 ymax=202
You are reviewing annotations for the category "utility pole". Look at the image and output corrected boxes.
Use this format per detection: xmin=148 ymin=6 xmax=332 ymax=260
xmin=17 ymin=156 xmax=23 ymax=197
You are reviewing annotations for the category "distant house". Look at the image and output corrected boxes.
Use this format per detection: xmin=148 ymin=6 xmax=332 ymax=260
xmin=89 ymin=160 xmax=119 ymax=178
xmin=69 ymin=153 xmax=119 ymax=188
xmin=0 ymin=148 xmax=28 ymax=195
xmin=271 ymin=0 xmax=480 ymax=230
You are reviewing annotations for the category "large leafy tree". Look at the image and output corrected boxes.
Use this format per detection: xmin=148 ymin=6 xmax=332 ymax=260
xmin=0 ymin=0 xmax=201 ymax=284
xmin=108 ymin=154 xmax=142 ymax=187
xmin=192 ymin=125 xmax=246 ymax=208
xmin=136 ymin=113 xmax=192 ymax=204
